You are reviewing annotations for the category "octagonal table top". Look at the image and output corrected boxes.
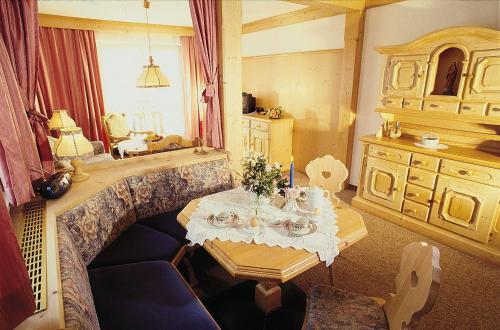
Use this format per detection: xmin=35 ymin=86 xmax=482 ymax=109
xmin=178 ymin=198 xmax=368 ymax=283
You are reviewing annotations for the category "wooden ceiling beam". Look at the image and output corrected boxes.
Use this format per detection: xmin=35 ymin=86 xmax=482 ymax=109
xmin=38 ymin=13 xmax=194 ymax=36
xmin=242 ymin=5 xmax=345 ymax=34
xmin=285 ymin=0 xmax=405 ymax=10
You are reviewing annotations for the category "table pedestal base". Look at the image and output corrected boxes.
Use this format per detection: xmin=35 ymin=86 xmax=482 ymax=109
xmin=255 ymin=281 xmax=282 ymax=313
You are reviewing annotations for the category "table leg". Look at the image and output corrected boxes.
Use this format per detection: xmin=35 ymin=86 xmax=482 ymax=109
xmin=255 ymin=281 xmax=282 ymax=313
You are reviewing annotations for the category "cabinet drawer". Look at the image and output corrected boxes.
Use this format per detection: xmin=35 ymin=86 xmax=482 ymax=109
xmin=251 ymin=121 xmax=269 ymax=132
xmin=405 ymin=183 xmax=433 ymax=206
xmin=368 ymin=145 xmax=411 ymax=165
xmin=440 ymin=159 xmax=500 ymax=187
xmin=487 ymin=103 xmax=500 ymax=117
xmin=411 ymin=153 xmax=440 ymax=172
xmin=402 ymin=98 xmax=422 ymax=110
xmin=408 ymin=167 xmax=437 ymax=189
xmin=383 ymin=97 xmax=403 ymax=108
xmin=403 ymin=200 xmax=430 ymax=222
xmin=459 ymin=102 xmax=486 ymax=116
xmin=423 ymin=100 xmax=459 ymax=113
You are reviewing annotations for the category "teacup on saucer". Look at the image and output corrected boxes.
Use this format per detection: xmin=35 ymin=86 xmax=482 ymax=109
xmin=290 ymin=217 xmax=309 ymax=234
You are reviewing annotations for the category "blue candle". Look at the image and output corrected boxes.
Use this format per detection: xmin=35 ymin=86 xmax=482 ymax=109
xmin=289 ymin=156 xmax=294 ymax=188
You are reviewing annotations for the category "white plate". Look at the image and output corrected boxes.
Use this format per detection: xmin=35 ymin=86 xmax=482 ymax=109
xmin=414 ymin=142 xmax=448 ymax=150
xmin=283 ymin=220 xmax=317 ymax=237
xmin=207 ymin=212 xmax=240 ymax=228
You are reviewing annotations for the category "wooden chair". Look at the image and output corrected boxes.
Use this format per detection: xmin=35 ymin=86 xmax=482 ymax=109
xmin=305 ymin=155 xmax=349 ymax=207
xmin=302 ymin=242 xmax=441 ymax=330
xmin=101 ymin=113 xmax=156 ymax=150
xmin=147 ymin=135 xmax=195 ymax=154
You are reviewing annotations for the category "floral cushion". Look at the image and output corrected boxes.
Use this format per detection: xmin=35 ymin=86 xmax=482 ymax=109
xmin=304 ymin=286 xmax=388 ymax=330
xmin=127 ymin=159 xmax=232 ymax=219
xmin=57 ymin=222 xmax=100 ymax=330
xmin=57 ymin=180 xmax=136 ymax=265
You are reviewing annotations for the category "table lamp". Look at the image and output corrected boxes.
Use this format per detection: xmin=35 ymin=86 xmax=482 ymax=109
xmin=48 ymin=110 xmax=76 ymax=130
xmin=54 ymin=127 xmax=94 ymax=182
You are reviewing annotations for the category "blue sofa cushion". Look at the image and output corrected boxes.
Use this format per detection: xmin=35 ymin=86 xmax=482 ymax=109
xmin=88 ymin=224 xmax=180 ymax=269
xmin=138 ymin=209 xmax=188 ymax=244
xmin=88 ymin=261 xmax=219 ymax=330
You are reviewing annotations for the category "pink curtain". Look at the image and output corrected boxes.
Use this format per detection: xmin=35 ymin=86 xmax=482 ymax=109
xmin=181 ymin=36 xmax=206 ymax=140
xmin=189 ymin=0 xmax=224 ymax=148
xmin=37 ymin=27 xmax=109 ymax=151
xmin=0 ymin=0 xmax=53 ymax=174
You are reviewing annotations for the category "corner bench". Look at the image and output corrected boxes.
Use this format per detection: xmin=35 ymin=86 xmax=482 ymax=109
xmin=56 ymin=158 xmax=231 ymax=329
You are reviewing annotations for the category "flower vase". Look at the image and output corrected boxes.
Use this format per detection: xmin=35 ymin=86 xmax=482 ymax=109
xmin=282 ymin=189 xmax=299 ymax=213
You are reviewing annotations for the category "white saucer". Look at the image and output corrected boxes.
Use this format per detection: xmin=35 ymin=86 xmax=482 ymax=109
xmin=414 ymin=142 xmax=448 ymax=150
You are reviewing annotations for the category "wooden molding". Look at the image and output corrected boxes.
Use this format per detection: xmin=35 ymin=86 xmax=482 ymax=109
xmin=242 ymin=6 xmax=344 ymax=34
xmin=285 ymin=0 xmax=404 ymax=10
xmin=38 ymin=13 xmax=194 ymax=36
xmin=336 ymin=10 xmax=365 ymax=176
xmin=375 ymin=26 xmax=500 ymax=54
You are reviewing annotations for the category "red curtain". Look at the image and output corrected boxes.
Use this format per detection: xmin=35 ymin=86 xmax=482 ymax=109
xmin=37 ymin=27 xmax=109 ymax=151
xmin=0 ymin=0 xmax=53 ymax=174
xmin=189 ymin=0 xmax=224 ymax=148
xmin=181 ymin=36 xmax=206 ymax=141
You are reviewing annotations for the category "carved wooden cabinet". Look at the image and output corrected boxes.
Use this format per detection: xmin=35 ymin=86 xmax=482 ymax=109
xmin=242 ymin=113 xmax=294 ymax=168
xmin=353 ymin=27 xmax=500 ymax=264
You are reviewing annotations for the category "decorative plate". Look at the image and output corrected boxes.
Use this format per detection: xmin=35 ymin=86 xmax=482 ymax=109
xmin=207 ymin=212 xmax=240 ymax=228
xmin=283 ymin=219 xmax=317 ymax=237
xmin=414 ymin=142 xmax=448 ymax=150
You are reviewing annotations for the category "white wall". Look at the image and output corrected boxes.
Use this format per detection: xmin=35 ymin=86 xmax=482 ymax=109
xmin=242 ymin=15 xmax=345 ymax=57
xmin=350 ymin=0 xmax=500 ymax=185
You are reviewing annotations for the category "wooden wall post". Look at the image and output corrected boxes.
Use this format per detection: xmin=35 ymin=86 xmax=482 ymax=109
xmin=336 ymin=10 xmax=365 ymax=178
xmin=216 ymin=0 xmax=243 ymax=174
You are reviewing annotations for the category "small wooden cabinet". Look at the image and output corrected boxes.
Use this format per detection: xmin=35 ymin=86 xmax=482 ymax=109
xmin=383 ymin=55 xmax=429 ymax=98
xmin=242 ymin=113 xmax=294 ymax=168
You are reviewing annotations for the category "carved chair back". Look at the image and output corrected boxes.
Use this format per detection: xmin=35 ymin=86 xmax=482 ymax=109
xmin=305 ymin=155 xmax=348 ymax=206
xmin=383 ymin=242 xmax=441 ymax=330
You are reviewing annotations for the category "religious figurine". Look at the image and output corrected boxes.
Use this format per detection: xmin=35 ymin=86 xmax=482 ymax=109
xmin=442 ymin=62 xmax=458 ymax=96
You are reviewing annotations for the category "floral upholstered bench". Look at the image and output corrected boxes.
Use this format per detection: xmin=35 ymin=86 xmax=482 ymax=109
xmin=56 ymin=159 xmax=231 ymax=329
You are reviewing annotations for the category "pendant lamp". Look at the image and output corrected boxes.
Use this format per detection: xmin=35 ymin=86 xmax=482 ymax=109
xmin=137 ymin=0 xmax=170 ymax=88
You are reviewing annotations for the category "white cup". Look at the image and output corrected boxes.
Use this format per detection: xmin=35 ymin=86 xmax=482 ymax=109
xmin=422 ymin=134 xmax=439 ymax=148
xmin=291 ymin=217 xmax=309 ymax=234
xmin=307 ymin=186 xmax=330 ymax=210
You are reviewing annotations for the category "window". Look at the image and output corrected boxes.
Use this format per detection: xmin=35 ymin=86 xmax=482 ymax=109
xmin=96 ymin=31 xmax=185 ymax=136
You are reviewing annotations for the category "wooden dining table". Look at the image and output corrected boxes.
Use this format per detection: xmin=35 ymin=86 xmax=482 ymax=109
xmin=177 ymin=198 xmax=368 ymax=313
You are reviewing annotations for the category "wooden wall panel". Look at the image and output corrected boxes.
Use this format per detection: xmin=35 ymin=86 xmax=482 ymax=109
xmin=242 ymin=49 xmax=343 ymax=172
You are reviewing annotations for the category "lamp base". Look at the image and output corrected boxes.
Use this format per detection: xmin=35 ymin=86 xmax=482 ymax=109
xmin=70 ymin=159 xmax=90 ymax=182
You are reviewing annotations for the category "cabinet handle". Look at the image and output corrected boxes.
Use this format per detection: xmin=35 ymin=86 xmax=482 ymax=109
xmin=377 ymin=151 xmax=387 ymax=157
xmin=404 ymin=208 xmax=417 ymax=214
xmin=393 ymin=187 xmax=402 ymax=192
xmin=458 ymin=169 xmax=473 ymax=176
xmin=403 ymin=101 xmax=410 ymax=106
xmin=413 ymin=160 xmax=427 ymax=166
xmin=410 ymin=176 xmax=423 ymax=181
xmin=434 ymin=199 xmax=441 ymax=204
xmin=492 ymin=107 xmax=500 ymax=112
xmin=430 ymin=103 xmax=440 ymax=108
xmin=407 ymin=192 xmax=420 ymax=198
xmin=462 ymin=106 xmax=472 ymax=110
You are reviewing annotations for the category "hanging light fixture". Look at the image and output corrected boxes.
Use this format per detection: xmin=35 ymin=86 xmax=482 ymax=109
xmin=137 ymin=0 xmax=170 ymax=88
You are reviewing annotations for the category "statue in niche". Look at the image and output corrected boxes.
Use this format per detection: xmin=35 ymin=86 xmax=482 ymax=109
xmin=442 ymin=61 xmax=458 ymax=95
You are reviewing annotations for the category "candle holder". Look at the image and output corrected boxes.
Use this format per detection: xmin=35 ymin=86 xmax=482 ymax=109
xmin=193 ymin=138 xmax=208 ymax=155
xmin=282 ymin=187 xmax=300 ymax=213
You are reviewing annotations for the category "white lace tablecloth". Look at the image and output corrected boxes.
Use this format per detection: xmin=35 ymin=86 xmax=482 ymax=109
xmin=186 ymin=188 xmax=340 ymax=266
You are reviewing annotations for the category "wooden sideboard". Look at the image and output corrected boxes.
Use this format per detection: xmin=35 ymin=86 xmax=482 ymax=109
xmin=352 ymin=27 xmax=500 ymax=264
xmin=242 ymin=113 xmax=294 ymax=168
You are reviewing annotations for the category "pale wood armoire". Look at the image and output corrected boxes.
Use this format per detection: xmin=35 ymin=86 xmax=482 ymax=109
xmin=352 ymin=27 xmax=500 ymax=264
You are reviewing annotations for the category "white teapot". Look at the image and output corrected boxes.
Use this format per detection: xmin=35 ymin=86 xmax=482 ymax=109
xmin=306 ymin=186 xmax=330 ymax=211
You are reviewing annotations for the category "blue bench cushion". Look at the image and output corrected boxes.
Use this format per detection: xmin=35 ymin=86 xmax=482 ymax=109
xmin=138 ymin=209 xmax=188 ymax=244
xmin=88 ymin=261 xmax=219 ymax=330
xmin=88 ymin=224 xmax=180 ymax=269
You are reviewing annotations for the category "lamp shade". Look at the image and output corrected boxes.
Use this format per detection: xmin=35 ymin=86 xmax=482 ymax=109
xmin=48 ymin=110 xmax=76 ymax=130
xmin=136 ymin=56 xmax=170 ymax=88
xmin=54 ymin=127 xmax=94 ymax=160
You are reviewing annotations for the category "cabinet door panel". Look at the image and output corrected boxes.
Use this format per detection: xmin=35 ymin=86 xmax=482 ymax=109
xmin=430 ymin=175 xmax=500 ymax=243
xmin=250 ymin=129 xmax=269 ymax=160
xmin=464 ymin=49 xmax=500 ymax=100
xmin=363 ymin=157 xmax=409 ymax=211
xmin=383 ymin=55 xmax=429 ymax=98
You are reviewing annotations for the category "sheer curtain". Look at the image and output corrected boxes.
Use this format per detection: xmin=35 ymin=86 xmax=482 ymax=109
xmin=96 ymin=31 xmax=185 ymax=137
